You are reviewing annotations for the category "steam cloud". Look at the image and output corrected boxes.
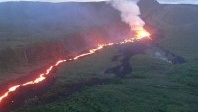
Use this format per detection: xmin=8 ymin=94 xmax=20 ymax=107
xmin=108 ymin=0 xmax=145 ymax=31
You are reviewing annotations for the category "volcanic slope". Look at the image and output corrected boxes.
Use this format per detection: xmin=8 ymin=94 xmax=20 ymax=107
xmin=0 ymin=1 xmax=131 ymax=85
xmin=13 ymin=35 xmax=198 ymax=112
xmin=13 ymin=0 xmax=198 ymax=112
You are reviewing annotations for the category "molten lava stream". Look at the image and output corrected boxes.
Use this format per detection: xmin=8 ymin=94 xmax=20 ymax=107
xmin=0 ymin=30 xmax=151 ymax=105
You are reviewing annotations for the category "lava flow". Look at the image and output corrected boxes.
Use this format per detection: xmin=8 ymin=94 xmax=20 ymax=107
xmin=0 ymin=30 xmax=151 ymax=105
xmin=135 ymin=28 xmax=151 ymax=40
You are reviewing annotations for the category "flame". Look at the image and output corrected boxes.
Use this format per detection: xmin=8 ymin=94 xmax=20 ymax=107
xmin=134 ymin=28 xmax=151 ymax=40
xmin=0 ymin=31 xmax=151 ymax=104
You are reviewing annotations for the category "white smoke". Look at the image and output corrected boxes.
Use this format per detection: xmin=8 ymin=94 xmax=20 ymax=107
xmin=108 ymin=0 xmax=145 ymax=31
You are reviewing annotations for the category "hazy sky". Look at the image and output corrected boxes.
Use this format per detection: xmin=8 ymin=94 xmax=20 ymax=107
xmin=0 ymin=0 xmax=197 ymax=4
xmin=159 ymin=0 xmax=198 ymax=4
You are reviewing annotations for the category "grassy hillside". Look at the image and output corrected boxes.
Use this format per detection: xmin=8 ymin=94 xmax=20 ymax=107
xmin=12 ymin=1 xmax=198 ymax=112
xmin=13 ymin=25 xmax=198 ymax=112
xmin=13 ymin=26 xmax=198 ymax=112
xmin=0 ymin=1 xmax=131 ymax=85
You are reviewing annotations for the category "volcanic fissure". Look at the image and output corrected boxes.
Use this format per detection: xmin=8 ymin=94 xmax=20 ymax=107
xmin=0 ymin=35 xmax=151 ymax=111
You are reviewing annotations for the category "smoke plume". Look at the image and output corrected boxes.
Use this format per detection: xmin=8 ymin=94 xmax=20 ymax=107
xmin=109 ymin=0 xmax=145 ymax=31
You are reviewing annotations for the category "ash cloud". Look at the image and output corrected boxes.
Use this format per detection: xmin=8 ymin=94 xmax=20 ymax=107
xmin=108 ymin=0 xmax=145 ymax=31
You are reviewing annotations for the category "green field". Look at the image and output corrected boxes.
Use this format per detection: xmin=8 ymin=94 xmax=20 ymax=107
xmin=0 ymin=0 xmax=197 ymax=112
xmin=13 ymin=25 xmax=198 ymax=112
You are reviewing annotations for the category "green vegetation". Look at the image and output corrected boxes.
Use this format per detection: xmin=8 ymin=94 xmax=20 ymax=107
xmin=14 ymin=24 xmax=198 ymax=112
xmin=1 ymin=0 xmax=197 ymax=112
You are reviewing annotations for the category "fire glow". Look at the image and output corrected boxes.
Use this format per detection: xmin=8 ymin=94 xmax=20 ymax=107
xmin=0 ymin=30 xmax=151 ymax=104
xmin=135 ymin=28 xmax=151 ymax=40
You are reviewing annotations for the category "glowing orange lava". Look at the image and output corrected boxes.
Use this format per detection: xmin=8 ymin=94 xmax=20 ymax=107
xmin=0 ymin=31 xmax=151 ymax=104
xmin=135 ymin=28 xmax=151 ymax=40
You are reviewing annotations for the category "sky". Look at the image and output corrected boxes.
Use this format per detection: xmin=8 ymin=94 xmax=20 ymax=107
xmin=159 ymin=0 xmax=198 ymax=4
xmin=0 ymin=0 xmax=197 ymax=4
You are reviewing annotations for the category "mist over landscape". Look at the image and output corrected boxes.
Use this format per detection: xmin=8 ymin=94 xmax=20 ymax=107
xmin=0 ymin=0 xmax=198 ymax=112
